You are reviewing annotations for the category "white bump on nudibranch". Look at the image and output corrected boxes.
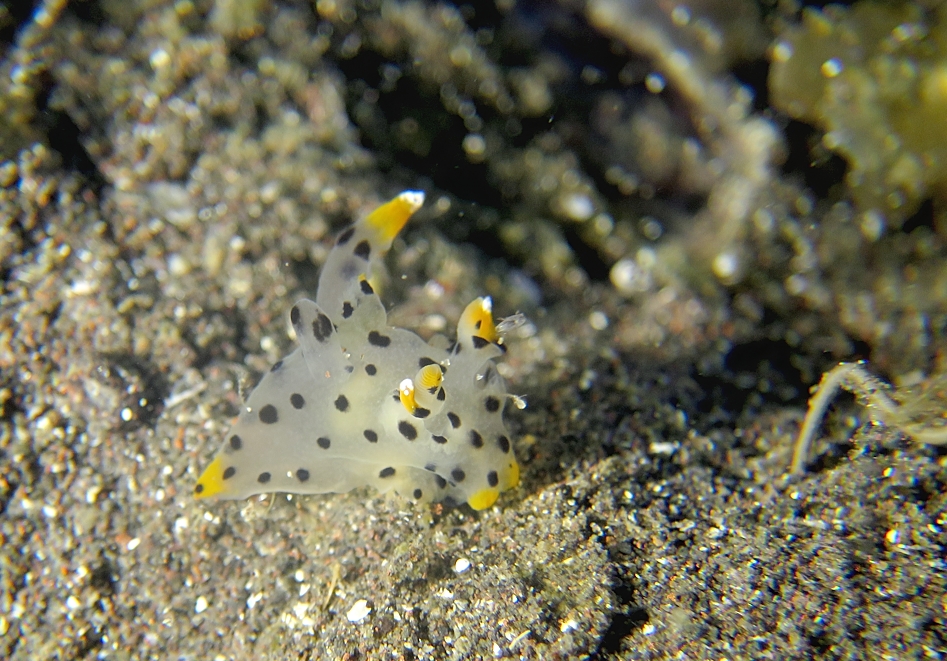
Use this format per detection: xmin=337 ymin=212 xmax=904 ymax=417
xmin=398 ymin=190 xmax=425 ymax=212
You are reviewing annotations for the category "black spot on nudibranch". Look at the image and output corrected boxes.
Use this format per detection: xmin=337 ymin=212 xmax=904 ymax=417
xmin=317 ymin=436 xmax=331 ymax=449
xmin=297 ymin=468 xmax=310 ymax=482
xmin=290 ymin=305 xmax=301 ymax=326
xmin=229 ymin=435 xmax=242 ymax=451
xmin=223 ymin=466 xmax=236 ymax=480
xmin=469 ymin=430 xmax=484 ymax=448
xmin=379 ymin=467 xmax=396 ymax=478
xmin=487 ymin=470 xmax=499 ymax=487
xmin=291 ymin=393 xmax=305 ymax=409
xmin=451 ymin=468 xmax=466 ymax=482
xmin=432 ymin=435 xmax=448 ymax=444
xmin=363 ymin=429 xmax=378 ymax=443
xmin=259 ymin=404 xmax=279 ymax=424
xmin=258 ymin=472 xmax=271 ymax=484
xmin=447 ymin=412 xmax=461 ymax=428
xmin=484 ymin=396 xmax=500 ymax=412
xmin=353 ymin=240 xmax=371 ymax=260
xmin=435 ymin=475 xmax=447 ymax=489
xmin=334 ymin=394 xmax=349 ymax=412
xmin=342 ymin=301 xmax=354 ymax=318
xmin=312 ymin=313 xmax=333 ymax=342
xmin=471 ymin=336 xmax=490 ymax=349
xmin=413 ymin=488 xmax=423 ymax=499
xmin=418 ymin=357 xmax=436 ymax=368
xmin=474 ymin=320 xmax=482 ymax=330
xmin=360 ymin=279 xmax=374 ymax=295
xmin=436 ymin=388 xmax=446 ymax=401
xmin=398 ymin=420 xmax=418 ymax=440
xmin=368 ymin=330 xmax=391 ymax=347
xmin=414 ymin=407 xmax=430 ymax=419
xmin=498 ymin=435 xmax=511 ymax=453
xmin=336 ymin=226 xmax=355 ymax=245
xmin=195 ymin=483 xmax=204 ymax=494
xmin=270 ymin=360 xmax=283 ymax=373
xmin=425 ymin=463 xmax=436 ymax=472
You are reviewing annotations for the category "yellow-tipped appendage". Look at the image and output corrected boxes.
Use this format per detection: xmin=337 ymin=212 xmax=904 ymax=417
xmin=399 ymin=378 xmax=419 ymax=416
xmin=194 ymin=456 xmax=228 ymax=499
xmin=364 ymin=190 xmax=425 ymax=245
xmin=458 ymin=296 xmax=498 ymax=343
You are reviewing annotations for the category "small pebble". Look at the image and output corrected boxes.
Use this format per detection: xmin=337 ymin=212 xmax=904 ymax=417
xmin=560 ymin=192 xmax=594 ymax=221
xmin=560 ymin=618 xmax=578 ymax=633
xmin=588 ymin=310 xmax=609 ymax=330
xmin=346 ymin=599 xmax=371 ymax=623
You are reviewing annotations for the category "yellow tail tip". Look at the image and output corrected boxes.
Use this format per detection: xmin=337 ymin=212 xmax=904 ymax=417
xmin=468 ymin=488 xmax=499 ymax=510
xmin=365 ymin=190 xmax=425 ymax=244
xmin=467 ymin=459 xmax=519 ymax=510
xmin=194 ymin=456 xmax=227 ymax=499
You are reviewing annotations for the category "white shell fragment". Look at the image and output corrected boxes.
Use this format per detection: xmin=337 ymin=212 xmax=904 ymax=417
xmin=346 ymin=599 xmax=372 ymax=623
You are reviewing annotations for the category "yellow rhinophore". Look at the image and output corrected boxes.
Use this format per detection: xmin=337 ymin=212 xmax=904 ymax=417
xmin=417 ymin=363 xmax=443 ymax=392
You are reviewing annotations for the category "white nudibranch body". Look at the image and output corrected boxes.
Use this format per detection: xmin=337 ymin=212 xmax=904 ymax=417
xmin=196 ymin=191 xmax=520 ymax=510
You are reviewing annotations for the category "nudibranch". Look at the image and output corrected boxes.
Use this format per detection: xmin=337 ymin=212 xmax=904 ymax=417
xmin=195 ymin=191 xmax=520 ymax=510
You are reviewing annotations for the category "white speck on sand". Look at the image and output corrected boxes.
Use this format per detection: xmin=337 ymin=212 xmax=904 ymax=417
xmin=346 ymin=599 xmax=371 ymax=623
